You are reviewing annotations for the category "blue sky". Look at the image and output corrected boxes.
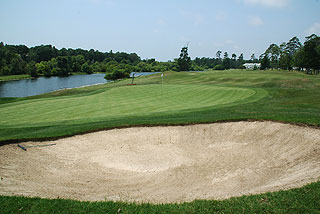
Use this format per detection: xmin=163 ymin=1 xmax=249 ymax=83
xmin=1 ymin=0 xmax=319 ymax=61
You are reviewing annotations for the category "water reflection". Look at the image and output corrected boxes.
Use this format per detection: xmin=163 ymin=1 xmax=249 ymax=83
xmin=0 ymin=72 xmax=159 ymax=98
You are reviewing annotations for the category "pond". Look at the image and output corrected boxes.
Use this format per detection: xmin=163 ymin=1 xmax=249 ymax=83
xmin=0 ymin=72 xmax=159 ymax=98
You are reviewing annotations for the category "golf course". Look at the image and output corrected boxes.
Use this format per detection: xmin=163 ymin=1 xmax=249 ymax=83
xmin=1 ymin=70 xmax=320 ymax=213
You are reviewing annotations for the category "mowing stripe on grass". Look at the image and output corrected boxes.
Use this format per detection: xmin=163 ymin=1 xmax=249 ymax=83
xmin=0 ymin=84 xmax=266 ymax=128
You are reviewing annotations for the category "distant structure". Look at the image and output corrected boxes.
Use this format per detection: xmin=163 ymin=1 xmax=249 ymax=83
xmin=243 ymin=63 xmax=261 ymax=70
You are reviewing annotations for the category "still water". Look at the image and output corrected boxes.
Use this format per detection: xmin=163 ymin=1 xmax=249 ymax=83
xmin=0 ymin=72 xmax=158 ymax=98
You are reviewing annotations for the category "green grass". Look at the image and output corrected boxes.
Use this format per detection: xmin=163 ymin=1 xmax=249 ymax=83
xmin=0 ymin=74 xmax=30 ymax=81
xmin=0 ymin=70 xmax=319 ymax=142
xmin=0 ymin=85 xmax=265 ymax=127
xmin=1 ymin=69 xmax=320 ymax=213
xmin=1 ymin=181 xmax=319 ymax=214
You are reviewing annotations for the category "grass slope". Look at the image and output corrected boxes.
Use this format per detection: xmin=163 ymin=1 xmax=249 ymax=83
xmin=0 ymin=70 xmax=319 ymax=142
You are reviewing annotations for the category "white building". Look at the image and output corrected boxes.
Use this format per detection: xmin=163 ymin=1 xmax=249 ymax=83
xmin=243 ymin=63 xmax=261 ymax=70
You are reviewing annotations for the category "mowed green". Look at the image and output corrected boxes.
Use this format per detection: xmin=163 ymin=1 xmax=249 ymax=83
xmin=0 ymin=69 xmax=319 ymax=142
xmin=0 ymin=85 xmax=264 ymax=127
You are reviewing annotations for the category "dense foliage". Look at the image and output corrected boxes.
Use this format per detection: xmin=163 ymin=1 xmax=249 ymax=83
xmin=0 ymin=42 xmax=262 ymax=80
xmin=0 ymin=42 xmax=181 ymax=80
xmin=1 ymin=34 xmax=319 ymax=80
xmin=192 ymin=52 xmax=246 ymax=70
xmin=260 ymin=34 xmax=320 ymax=74
xmin=0 ymin=43 xmax=141 ymax=77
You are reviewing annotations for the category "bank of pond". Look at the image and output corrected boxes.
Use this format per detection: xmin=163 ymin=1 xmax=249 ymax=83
xmin=0 ymin=72 xmax=159 ymax=98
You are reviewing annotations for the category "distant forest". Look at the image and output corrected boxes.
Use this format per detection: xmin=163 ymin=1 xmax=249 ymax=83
xmin=0 ymin=34 xmax=319 ymax=80
xmin=0 ymin=42 xmax=250 ymax=79
xmin=259 ymin=34 xmax=320 ymax=74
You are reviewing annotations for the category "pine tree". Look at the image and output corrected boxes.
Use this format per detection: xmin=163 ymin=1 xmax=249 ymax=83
xmin=177 ymin=46 xmax=191 ymax=71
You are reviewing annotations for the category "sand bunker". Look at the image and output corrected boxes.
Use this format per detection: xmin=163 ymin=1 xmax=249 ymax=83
xmin=0 ymin=121 xmax=320 ymax=203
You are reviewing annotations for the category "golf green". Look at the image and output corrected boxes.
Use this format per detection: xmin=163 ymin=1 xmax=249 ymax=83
xmin=0 ymin=84 xmax=267 ymax=128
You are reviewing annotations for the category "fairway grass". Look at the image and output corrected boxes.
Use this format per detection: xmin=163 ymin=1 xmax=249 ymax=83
xmin=0 ymin=70 xmax=319 ymax=142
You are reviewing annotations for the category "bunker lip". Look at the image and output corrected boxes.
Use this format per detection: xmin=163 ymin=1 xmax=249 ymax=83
xmin=0 ymin=121 xmax=320 ymax=203
xmin=1 ymin=119 xmax=319 ymax=146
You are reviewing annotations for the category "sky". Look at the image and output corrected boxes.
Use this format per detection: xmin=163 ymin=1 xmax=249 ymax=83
xmin=1 ymin=0 xmax=320 ymax=61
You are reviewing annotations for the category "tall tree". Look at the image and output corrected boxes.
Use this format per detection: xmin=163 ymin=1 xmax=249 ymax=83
xmin=293 ymin=47 xmax=305 ymax=70
xmin=265 ymin=44 xmax=280 ymax=69
xmin=222 ymin=52 xmax=231 ymax=69
xmin=177 ymin=46 xmax=191 ymax=71
xmin=231 ymin=53 xmax=237 ymax=68
xmin=231 ymin=53 xmax=237 ymax=61
xmin=260 ymin=54 xmax=270 ymax=70
xmin=237 ymin=53 xmax=244 ymax=68
xmin=216 ymin=50 xmax=222 ymax=61
xmin=285 ymin=36 xmax=302 ymax=56
xmin=303 ymin=34 xmax=320 ymax=73
xmin=279 ymin=53 xmax=292 ymax=70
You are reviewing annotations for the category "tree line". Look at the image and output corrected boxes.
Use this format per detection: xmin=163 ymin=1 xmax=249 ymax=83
xmin=177 ymin=47 xmax=259 ymax=72
xmin=0 ymin=43 xmax=143 ymax=78
xmin=178 ymin=34 xmax=319 ymax=73
xmin=0 ymin=42 xmax=189 ymax=80
xmin=260 ymin=34 xmax=320 ymax=74
xmin=1 ymin=33 xmax=319 ymax=80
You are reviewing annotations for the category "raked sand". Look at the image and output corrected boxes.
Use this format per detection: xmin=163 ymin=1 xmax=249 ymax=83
xmin=0 ymin=121 xmax=320 ymax=203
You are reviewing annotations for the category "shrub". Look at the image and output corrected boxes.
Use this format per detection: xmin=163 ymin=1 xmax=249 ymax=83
xmin=214 ymin=64 xmax=225 ymax=70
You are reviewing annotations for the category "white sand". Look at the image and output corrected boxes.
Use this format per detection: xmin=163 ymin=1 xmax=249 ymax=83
xmin=0 ymin=121 xmax=319 ymax=203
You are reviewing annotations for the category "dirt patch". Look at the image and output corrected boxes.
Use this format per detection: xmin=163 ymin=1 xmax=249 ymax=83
xmin=1 ymin=121 xmax=320 ymax=203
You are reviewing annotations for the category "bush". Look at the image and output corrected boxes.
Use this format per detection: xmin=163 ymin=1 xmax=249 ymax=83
xmin=105 ymin=69 xmax=130 ymax=80
xmin=214 ymin=64 xmax=225 ymax=70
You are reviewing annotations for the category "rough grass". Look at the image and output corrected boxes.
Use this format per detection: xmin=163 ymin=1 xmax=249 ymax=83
xmin=0 ymin=74 xmax=30 ymax=81
xmin=1 ymin=181 xmax=319 ymax=214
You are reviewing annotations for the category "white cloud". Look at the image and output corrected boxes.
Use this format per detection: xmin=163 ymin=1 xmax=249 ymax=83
xmin=305 ymin=22 xmax=320 ymax=36
xmin=248 ymin=15 xmax=263 ymax=26
xmin=244 ymin=0 xmax=289 ymax=8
